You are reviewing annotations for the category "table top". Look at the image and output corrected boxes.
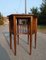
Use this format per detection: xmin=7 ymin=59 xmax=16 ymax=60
xmin=7 ymin=14 xmax=37 ymax=18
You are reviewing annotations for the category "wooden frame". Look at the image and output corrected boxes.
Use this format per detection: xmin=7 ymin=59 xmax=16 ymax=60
xmin=8 ymin=14 xmax=37 ymax=55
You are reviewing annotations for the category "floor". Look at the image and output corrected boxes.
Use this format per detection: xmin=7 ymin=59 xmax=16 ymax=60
xmin=0 ymin=24 xmax=46 ymax=60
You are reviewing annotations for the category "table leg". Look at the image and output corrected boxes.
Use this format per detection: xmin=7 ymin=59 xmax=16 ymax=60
xmin=29 ymin=33 xmax=32 ymax=55
xmin=13 ymin=16 xmax=16 ymax=55
xmin=10 ymin=32 xmax=12 ymax=49
xmin=29 ymin=16 xmax=32 ymax=55
xmin=35 ymin=32 xmax=37 ymax=49
xmin=35 ymin=18 xmax=37 ymax=49
xmin=17 ymin=25 xmax=19 ymax=44
xmin=27 ymin=25 xmax=29 ymax=44
xmin=9 ymin=22 xmax=12 ymax=49
xmin=28 ymin=34 xmax=29 ymax=44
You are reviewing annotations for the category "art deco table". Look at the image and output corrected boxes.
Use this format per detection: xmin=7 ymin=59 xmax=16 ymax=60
xmin=7 ymin=14 xmax=37 ymax=55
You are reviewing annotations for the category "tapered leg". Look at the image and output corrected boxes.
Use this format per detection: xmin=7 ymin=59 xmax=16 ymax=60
xmin=17 ymin=25 xmax=19 ymax=44
xmin=9 ymin=21 xmax=12 ymax=49
xmin=13 ymin=16 xmax=16 ymax=55
xmin=17 ymin=35 xmax=19 ymax=44
xmin=14 ymin=33 xmax=16 ymax=55
xmin=10 ymin=32 xmax=12 ymax=49
xmin=35 ymin=32 xmax=37 ymax=48
xmin=35 ymin=18 xmax=37 ymax=49
xmin=27 ymin=25 xmax=29 ymax=44
xmin=28 ymin=34 xmax=29 ymax=44
xmin=29 ymin=17 xmax=32 ymax=55
xmin=29 ymin=33 xmax=32 ymax=55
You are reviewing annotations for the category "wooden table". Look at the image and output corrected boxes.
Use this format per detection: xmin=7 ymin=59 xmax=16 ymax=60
xmin=7 ymin=14 xmax=37 ymax=55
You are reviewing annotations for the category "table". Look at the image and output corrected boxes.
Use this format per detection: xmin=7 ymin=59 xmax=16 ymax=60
xmin=7 ymin=14 xmax=37 ymax=55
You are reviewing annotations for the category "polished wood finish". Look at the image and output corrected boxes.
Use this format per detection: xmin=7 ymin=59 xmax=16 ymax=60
xmin=8 ymin=14 xmax=37 ymax=55
xmin=13 ymin=16 xmax=17 ymax=55
xmin=9 ymin=21 xmax=12 ymax=49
